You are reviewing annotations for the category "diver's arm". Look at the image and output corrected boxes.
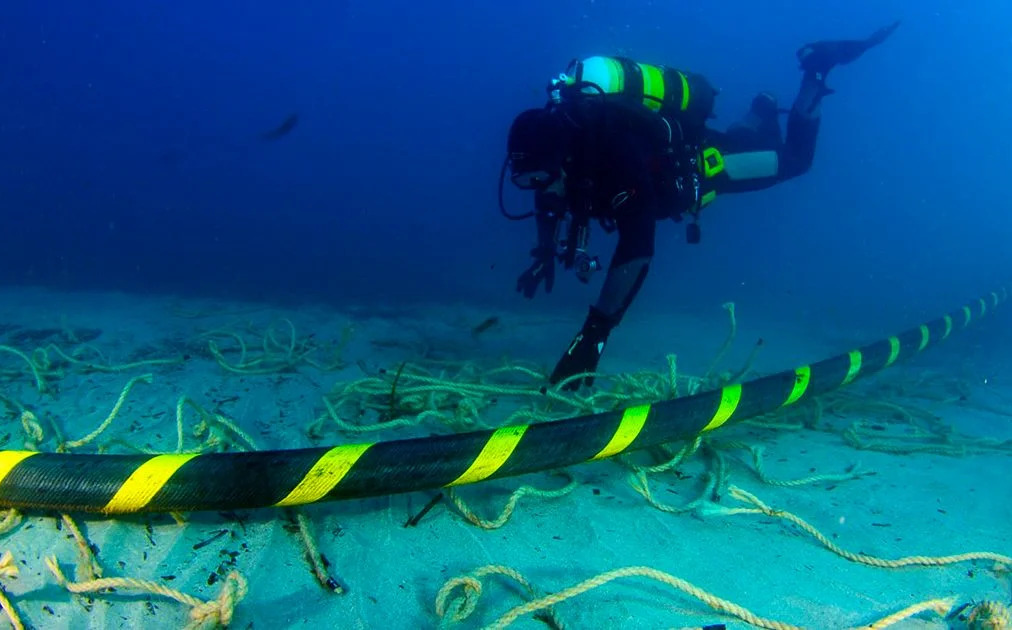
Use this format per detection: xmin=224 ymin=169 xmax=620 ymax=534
xmin=533 ymin=189 xmax=562 ymax=252
xmin=516 ymin=187 xmax=564 ymax=299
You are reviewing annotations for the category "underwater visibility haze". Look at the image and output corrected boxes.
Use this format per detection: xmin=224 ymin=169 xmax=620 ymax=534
xmin=0 ymin=1 xmax=1008 ymax=628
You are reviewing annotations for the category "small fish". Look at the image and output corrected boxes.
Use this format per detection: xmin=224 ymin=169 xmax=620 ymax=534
xmin=471 ymin=316 xmax=500 ymax=337
xmin=192 ymin=528 xmax=229 ymax=550
xmin=261 ymin=113 xmax=299 ymax=141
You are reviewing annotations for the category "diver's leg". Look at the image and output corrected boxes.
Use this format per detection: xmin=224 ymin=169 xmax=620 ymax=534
xmin=594 ymin=256 xmax=651 ymax=322
xmin=783 ymin=21 xmax=900 ymax=178
xmin=550 ymin=213 xmax=655 ymax=389
xmin=781 ymin=71 xmax=824 ymax=178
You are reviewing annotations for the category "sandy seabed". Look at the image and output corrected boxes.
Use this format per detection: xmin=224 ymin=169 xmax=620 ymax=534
xmin=0 ymin=285 xmax=1008 ymax=630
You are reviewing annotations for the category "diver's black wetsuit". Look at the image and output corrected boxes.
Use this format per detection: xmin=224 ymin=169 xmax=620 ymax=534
xmin=508 ymin=22 xmax=899 ymax=389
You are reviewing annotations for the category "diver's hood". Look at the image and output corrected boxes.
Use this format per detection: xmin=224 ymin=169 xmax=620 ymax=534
xmin=506 ymin=107 xmax=570 ymax=189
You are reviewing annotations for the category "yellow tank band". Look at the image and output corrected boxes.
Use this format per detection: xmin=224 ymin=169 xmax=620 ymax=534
xmin=639 ymin=63 xmax=665 ymax=111
xmin=677 ymin=71 xmax=690 ymax=111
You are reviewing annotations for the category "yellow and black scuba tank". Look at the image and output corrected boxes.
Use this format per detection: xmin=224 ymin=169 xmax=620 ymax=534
xmin=548 ymin=56 xmax=718 ymax=138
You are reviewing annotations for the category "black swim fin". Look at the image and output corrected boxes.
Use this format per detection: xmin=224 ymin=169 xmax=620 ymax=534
xmin=797 ymin=20 xmax=900 ymax=77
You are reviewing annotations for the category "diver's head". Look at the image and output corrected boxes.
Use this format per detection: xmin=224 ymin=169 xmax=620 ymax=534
xmin=506 ymin=107 xmax=570 ymax=190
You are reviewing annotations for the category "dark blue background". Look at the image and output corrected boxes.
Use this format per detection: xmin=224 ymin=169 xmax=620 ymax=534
xmin=1 ymin=1 xmax=1008 ymax=326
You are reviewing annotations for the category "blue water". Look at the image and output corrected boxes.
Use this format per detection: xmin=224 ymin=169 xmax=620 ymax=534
xmin=1 ymin=0 xmax=1009 ymax=322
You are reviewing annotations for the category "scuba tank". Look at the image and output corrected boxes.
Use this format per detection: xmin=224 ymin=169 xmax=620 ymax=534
xmin=548 ymin=56 xmax=718 ymax=143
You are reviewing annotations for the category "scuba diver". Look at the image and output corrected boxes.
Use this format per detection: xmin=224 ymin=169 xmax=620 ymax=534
xmin=502 ymin=21 xmax=900 ymax=390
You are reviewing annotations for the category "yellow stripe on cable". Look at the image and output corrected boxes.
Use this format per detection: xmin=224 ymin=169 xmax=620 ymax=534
xmin=841 ymin=350 xmax=862 ymax=386
xmin=703 ymin=384 xmax=741 ymax=431
xmin=886 ymin=337 xmax=901 ymax=367
xmin=448 ymin=425 xmax=527 ymax=486
xmin=0 ymin=452 xmax=37 ymax=483
xmin=104 ymin=453 xmax=198 ymax=513
xmin=593 ymin=405 xmax=650 ymax=460
xmin=275 ymin=443 xmax=373 ymax=507
xmin=782 ymin=366 xmax=810 ymax=407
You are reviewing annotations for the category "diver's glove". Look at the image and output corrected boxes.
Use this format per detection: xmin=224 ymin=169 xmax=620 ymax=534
xmin=797 ymin=20 xmax=900 ymax=77
xmin=550 ymin=307 xmax=615 ymax=390
xmin=516 ymin=246 xmax=555 ymax=299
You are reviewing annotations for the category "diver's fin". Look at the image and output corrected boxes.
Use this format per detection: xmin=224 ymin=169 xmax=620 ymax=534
xmin=797 ymin=20 xmax=900 ymax=77
xmin=865 ymin=20 xmax=901 ymax=50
